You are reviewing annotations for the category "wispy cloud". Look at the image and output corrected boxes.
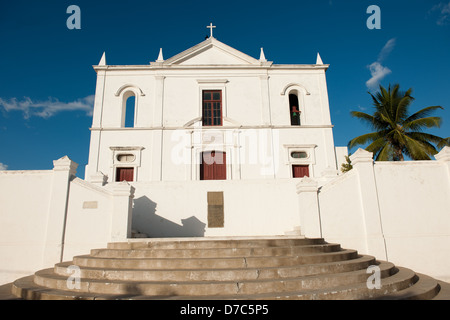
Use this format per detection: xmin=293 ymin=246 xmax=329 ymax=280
xmin=366 ymin=38 xmax=396 ymax=91
xmin=429 ymin=1 xmax=450 ymax=26
xmin=0 ymin=95 xmax=94 ymax=119
xmin=0 ymin=163 xmax=8 ymax=170
xmin=377 ymin=38 xmax=396 ymax=62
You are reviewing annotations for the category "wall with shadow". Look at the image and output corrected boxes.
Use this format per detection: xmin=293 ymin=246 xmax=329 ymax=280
xmin=132 ymin=196 xmax=206 ymax=238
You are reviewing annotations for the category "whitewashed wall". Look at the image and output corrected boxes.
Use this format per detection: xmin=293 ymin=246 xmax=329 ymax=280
xmin=130 ymin=179 xmax=300 ymax=238
xmin=0 ymin=157 xmax=134 ymax=285
xmin=305 ymin=147 xmax=450 ymax=282
xmin=0 ymin=170 xmax=53 ymax=285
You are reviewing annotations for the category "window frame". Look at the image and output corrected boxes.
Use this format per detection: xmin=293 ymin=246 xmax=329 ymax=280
xmin=202 ymin=90 xmax=223 ymax=127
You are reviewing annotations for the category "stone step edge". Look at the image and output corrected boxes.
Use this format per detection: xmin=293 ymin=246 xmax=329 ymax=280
xmin=92 ymin=243 xmax=342 ymax=258
xmin=11 ymin=266 xmax=419 ymax=300
xmin=53 ymin=255 xmax=377 ymax=281
xmin=133 ymin=266 xmax=418 ymax=300
xmin=72 ymin=250 xmax=359 ymax=270
xmin=107 ymin=237 xmax=322 ymax=249
xmin=32 ymin=261 xmax=396 ymax=296
xmin=75 ymin=249 xmax=359 ymax=263
xmin=71 ymin=250 xmax=359 ymax=270
xmin=373 ymin=273 xmax=440 ymax=300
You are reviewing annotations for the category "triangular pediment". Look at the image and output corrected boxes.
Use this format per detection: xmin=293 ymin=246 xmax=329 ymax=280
xmin=161 ymin=38 xmax=264 ymax=66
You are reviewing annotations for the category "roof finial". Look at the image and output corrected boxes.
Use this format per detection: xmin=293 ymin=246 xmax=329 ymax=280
xmin=98 ymin=52 xmax=106 ymax=66
xmin=157 ymin=48 xmax=164 ymax=62
xmin=207 ymin=22 xmax=216 ymax=38
xmin=259 ymin=48 xmax=267 ymax=62
xmin=316 ymin=52 xmax=324 ymax=65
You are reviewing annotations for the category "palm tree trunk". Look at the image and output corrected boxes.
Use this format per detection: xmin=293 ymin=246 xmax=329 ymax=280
xmin=394 ymin=147 xmax=404 ymax=161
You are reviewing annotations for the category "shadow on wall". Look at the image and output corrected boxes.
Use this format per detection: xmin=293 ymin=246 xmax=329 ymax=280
xmin=132 ymin=196 xmax=206 ymax=238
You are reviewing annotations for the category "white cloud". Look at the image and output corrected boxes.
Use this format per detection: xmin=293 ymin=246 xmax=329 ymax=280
xmin=366 ymin=62 xmax=392 ymax=90
xmin=0 ymin=163 xmax=8 ymax=170
xmin=430 ymin=1 xmax=450 ymax=26
xmin=366 ymin=38 xmax=396 ymax=91
xmin=378 ymin=38 xmax=396 ymax=62
xmin=0 ymin=95 xmax=95 ymax=119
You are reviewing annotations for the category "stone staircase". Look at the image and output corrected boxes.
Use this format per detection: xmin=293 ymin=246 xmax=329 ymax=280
xmin=8 ymin=236 xmax=450 ymax=300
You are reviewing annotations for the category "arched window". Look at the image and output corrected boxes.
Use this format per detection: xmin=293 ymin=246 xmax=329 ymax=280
xmin=289 ymin=93 xmax=301 ymax=126
xmin=122 ymin=92 xmax=136 ymax=128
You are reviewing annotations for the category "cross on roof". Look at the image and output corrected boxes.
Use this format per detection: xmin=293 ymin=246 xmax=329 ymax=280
xmin=207 ymin=23 xmax=216 ymax=38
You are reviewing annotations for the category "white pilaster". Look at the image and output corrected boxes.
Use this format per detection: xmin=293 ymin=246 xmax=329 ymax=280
xmin=350 ymin=148 xmax=387 ymax=260
xmin=296 ymin=177 xmax=321 ymax=238
xmin=259 ymin=75 xmax=271 ymax=126
xmin=109 ymin=181 xmax=135 ymax=242
xmin=43 ymin=156 xmax=78 ymax=266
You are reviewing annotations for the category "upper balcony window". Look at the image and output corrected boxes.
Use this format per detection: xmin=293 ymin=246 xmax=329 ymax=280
xmin=289 ymin=93 xmax=301 ymax=126
xmin=202 ymin=90 xmax=222 ymax=126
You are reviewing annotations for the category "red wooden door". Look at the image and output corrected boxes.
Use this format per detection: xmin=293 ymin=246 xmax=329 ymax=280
xmin=292 ymin=165 xmax=309 ymax=178
xmin=201 ymin=151 xmax=226 ymax=180
xmin=116 ymin=167 xmax=134 ymax=182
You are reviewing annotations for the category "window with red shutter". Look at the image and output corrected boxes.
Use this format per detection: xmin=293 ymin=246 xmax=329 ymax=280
xmin=116 ymin=167 xmax=134 ymax=182
xmin=292 ymin=165 xmax=309 ymax=178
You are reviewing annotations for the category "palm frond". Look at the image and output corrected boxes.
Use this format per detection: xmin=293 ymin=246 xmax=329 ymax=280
xmin=349 ymin=111 xmax=386 ymax=131
xmin=403 ymin=117 xmax=442 ymax=131
xmin=407 ymin=131 xmax=447 ymax=145
xmin=375 ymin=142 xmax=394 ymax=161
xmin=365 ymin=137 xmax=388 ymax=155
xmin=437 ymin=137 xmax=450 ymax=149
xmin=402 ymin=135 xmax=438 ymax=160
xmin=348 ymin=131 xmax=384 ymax=149
xmin=404 ymin=106 xmax=443 ymax=124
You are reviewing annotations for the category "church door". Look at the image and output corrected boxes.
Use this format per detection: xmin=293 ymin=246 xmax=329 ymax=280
xmin=116 ymin=167 xmax=134 ymax=182
xmin=292 ymin=165 xmax=309 ymax=178
xmin=200 ymin=151 xmax=226 ymax=180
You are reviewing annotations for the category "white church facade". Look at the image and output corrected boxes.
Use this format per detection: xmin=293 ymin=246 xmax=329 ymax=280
xmin=1 ymin=31 xmax=450 ymax=285
xmin=84 ymin=35 xmax=347 ymax=238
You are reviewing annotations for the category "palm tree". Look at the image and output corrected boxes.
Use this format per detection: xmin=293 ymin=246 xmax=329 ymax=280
xmin=348 ymin=84 xmax=445 ymax=161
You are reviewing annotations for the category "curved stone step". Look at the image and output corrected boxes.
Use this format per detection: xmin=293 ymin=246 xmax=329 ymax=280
xmin=8 ymin=237 xmax=448 ymax=300
xmin=54 ymin=255 xmax=376 ymax=282
xmin=433 ymin=281 xmax=450 ymax=300
xmin=373 ymin=273 xmax=440 ymax=300
xmin=91 ymin=243 xmax=342 ymax=259
xmin=135 ymin=266 xmax=417 ymax=300
xmin=32 ymin=261 xmax=396 ymax=296
xmin=13 ymin=265 xmax=421 ymax=300
xmin=73 ymin=249 xmax=358 ymax=270
xmin=107 ymin=237 xmax=324 ymax=250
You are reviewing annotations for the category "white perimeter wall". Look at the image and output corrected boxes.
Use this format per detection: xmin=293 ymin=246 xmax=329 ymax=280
xmin=131 ymin=179 xmax=300 ymax=238
xmin=0 ymin=170 xmax=53 ymax=285
xmin=313 ymin=147 xmax=450 ymax=282
xmin=0 ymin=157 xmax=134 ymax=285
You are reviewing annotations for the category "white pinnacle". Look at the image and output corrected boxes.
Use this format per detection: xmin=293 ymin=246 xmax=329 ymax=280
xmin=157 ymin=48 xmax=164 ymax=62
xmin=316 ymin=52 xmax=323 ymax=65
xmin=259 ymin=48 xmax=267 ymax=62
xmin=98 ymin=52 xmax=106 ymax=66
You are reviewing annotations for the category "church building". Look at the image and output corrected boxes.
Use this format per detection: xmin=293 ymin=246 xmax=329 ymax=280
xmin=2 ymin=26 xmax=450 ymax=286
xmin=84 ymin=26 xmax=347 ymax=238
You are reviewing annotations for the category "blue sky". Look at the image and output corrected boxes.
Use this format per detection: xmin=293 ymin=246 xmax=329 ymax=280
xmin=0 ymin=0 xmax=449 ymax=178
